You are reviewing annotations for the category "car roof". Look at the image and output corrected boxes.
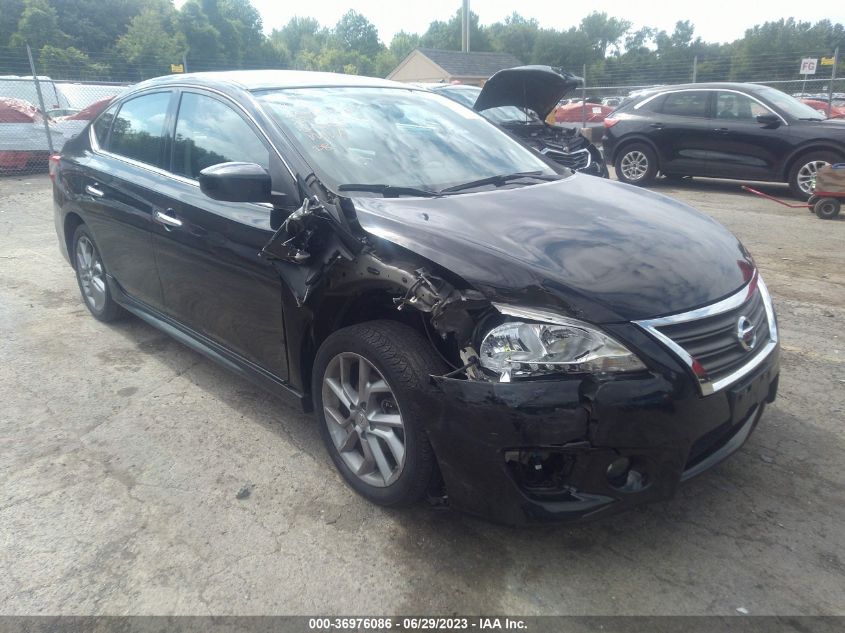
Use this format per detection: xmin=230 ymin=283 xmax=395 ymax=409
xmin=631 ymin=82 xmax=774 ymax=96
xmin=131 ymin=70 xmax=413 ymax=93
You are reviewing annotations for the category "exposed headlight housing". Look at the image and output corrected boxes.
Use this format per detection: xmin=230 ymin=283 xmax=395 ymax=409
xmin=479 ymin=305 xmax=646 ymax=381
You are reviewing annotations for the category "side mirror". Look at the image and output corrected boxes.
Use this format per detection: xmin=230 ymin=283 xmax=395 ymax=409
xmin=199 ymin=162 xmax=272 ymax=203
xmin=756 ymin=113 xmax=780 ymax=128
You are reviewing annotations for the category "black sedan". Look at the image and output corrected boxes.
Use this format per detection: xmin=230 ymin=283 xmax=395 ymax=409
xmin=52 ymin=71 xmax=779 ymax=525
xmin=603 ymin=82 xmax=845 ymax=198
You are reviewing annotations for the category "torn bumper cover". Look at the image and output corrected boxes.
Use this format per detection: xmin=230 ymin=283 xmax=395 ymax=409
xmin=425 ymin=341 xmax=780 ymax=526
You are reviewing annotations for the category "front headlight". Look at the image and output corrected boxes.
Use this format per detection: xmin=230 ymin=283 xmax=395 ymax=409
xmin=478 ymin=307 xmax=646 ymax=381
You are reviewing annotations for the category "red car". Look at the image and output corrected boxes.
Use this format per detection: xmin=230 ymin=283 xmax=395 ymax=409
xmin=800 ymin=99 xmax=845 ymax=119
xmin=554 ymin=99 xmax=614 ymax=123
xmin=0 ymin=98 xmax=56 ymax=170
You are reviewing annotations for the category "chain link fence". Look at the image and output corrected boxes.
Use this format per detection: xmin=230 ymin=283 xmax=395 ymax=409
xmin=1 ymin=44 xmax=842 ymax=176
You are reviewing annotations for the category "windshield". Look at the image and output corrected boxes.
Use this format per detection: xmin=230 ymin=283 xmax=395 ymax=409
xmin=756 ymin=86 xmax=825 ymax=120
xmin=435 ymin=85 xmax=539 ymax=124
xmin=256 ymin=87 xmax=555 ymax=193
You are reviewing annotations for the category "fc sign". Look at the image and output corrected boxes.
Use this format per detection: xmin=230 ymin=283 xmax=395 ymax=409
xmin=800 ymin=58 xmax=818 ymax=75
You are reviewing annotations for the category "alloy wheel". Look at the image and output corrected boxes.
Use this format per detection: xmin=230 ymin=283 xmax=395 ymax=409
xmin=75 ymin=235 xmax=106 ymax=312
xmin=321 ymin=352 xmax=406 ymax=488
xmin=620 ymin=150 xmax=649 ymax=181
xmin=796 ymin=160 xmax=829 ymax=196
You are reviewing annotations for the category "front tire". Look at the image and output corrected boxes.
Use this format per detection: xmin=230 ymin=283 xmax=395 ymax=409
xmin=72 ymin=225 xmax=125 ymax=322
xmin=788 ymin=151 xmax=841 ymax=199
xmin=615 ymin=143 xmax=658 ymax=185
xmin=312 ymin=321 xmax=446 ymax=508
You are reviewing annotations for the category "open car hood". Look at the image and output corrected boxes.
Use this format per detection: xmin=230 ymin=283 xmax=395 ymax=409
xmin=474 ymin=66 xmax=581 ymax=120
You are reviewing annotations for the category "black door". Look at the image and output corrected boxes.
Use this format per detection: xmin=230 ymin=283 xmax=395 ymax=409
xmin=152 ymin=90 xmax=288 ymax=379
xmin=650 ymin=90 xmax=716 ymax=176
xmin=705 ymin=91 xmax=792 ymax=181
xmin=75 ymin=90 xmax=175 ymax=310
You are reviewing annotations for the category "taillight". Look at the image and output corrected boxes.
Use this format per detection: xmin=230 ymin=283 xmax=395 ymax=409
xmin=603 ymin=117 xmax=619 ymax=128
xmin=48 ymin=154 xmax=61 ymax=181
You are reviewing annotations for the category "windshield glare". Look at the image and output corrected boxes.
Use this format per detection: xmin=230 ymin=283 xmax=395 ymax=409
xmin=256 ymin=87 xmax=555 ymax=192
xmin=756 ymin=86 xmax=825 ymax=120
xmin=436 ymin=85 xmax=539 ymax=124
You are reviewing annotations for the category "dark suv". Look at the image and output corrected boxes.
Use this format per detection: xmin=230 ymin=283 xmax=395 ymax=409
xmin=53 ymin=71 xmax=779 ymax=525
xmin=603 ymin=82 xmax=845 ymax=198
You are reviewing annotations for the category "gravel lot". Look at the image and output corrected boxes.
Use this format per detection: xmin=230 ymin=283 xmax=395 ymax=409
xmin=1 ymin=174 xmax=843 ymax=616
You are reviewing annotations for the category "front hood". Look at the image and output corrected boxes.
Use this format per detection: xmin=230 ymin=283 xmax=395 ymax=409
xmin=474 ymin=65 xmax=580 ymax=121
xmin=351 ymin=176 xmax=754 ymax=323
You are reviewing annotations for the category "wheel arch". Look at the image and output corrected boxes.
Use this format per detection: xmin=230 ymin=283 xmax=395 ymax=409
xmin=298 ymin=283 xmax=433 ymax=407
xmin=782 ymin=143 xmax=845 ymax=180
xmin=610 ymin=135 xmax=662 ymax=169
xmin=63 ymin=212 xmax=85 ymax=270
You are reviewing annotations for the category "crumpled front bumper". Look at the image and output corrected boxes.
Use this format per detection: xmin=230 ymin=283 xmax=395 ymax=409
xmin=426 ymin=344 xmax=780 ymax=526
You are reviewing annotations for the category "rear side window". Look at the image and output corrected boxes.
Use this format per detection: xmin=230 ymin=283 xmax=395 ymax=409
xmin=93 ymin=104 xmax=118 ymax=148
xmin=172 ymin=92 xmax=269 ymax=179
xmin=109 ymin=92 xmax=171 ymax=166
xmin=660 ymin=92 xmax=709 ymax=118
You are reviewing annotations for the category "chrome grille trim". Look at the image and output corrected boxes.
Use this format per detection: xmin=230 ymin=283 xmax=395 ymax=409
xmin=634 ymin=273 xmax=778 ymax=396
xmin=540 ymin=146 xmax=591 ymax=170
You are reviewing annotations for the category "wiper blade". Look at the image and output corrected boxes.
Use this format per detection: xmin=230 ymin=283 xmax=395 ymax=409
xmin=337 ymin=183 xmax=440 ymax=198
xmin=438 ymin=171 xmax=559 ymax=194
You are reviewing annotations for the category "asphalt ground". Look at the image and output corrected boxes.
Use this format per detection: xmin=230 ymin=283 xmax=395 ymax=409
xmin=1 ymin=174 xmax=843 ymax=615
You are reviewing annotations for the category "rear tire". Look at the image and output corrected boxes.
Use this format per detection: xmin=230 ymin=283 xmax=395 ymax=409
xmin=615 ymin=143 xmax=658 ymax=186
xmin=72 ymin=225 xmax=125 ymax=322
xmin=312 ymin=320 xmax=446 ymax=508
xmin=788 ymin=150 xmax=841 ymax=199
xmin=813 ymin=197 xmax=842 ymax=220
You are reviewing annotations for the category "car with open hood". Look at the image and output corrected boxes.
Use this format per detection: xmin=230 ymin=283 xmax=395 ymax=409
xmin=52 ymin=71 xmax=779 ymax=525
xmin=426 ymin=66 xmax=608 ymax=178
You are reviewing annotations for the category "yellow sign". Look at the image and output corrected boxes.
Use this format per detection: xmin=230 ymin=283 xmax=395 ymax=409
xmin=821 ymin=57 xmax=835 ymax=66
xmin=170 ymin=63 xmax=185 ymax=73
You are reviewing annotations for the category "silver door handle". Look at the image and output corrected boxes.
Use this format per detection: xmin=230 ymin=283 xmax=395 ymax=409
xmin=85 ymin=184 xmax=104 ymax=197
xmin=154 ymin=210 xmax=183 ymax=228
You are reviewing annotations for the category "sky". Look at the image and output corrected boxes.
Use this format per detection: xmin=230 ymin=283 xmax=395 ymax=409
xmin=208 ymin=0 xmax=845 ymax=45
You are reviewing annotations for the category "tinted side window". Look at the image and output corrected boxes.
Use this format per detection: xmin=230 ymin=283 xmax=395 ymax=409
xmin=660 ymin=92 xmax=709 ymax=118
xmin=716 ymin=92 xmax=770 ymax=120
xmin=93 ymin=103 xmax=118 ymax=148
xmin=172 ymin=92 xmax=269 ymax=179
xmin=109 ymin=92 xmax=171 ymax=166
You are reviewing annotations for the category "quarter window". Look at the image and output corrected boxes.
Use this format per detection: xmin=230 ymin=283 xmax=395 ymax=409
xmin=108 ymin=92 xmax=171 ymax=166
xmin=92 ymin=103 xmax=118 ymax=148
xmin=660 ymin=91 xmax=709 ymax=118
xmin=716 ymin=92 xmax=770 ymax=120
xmin=172 ymin=92 xmax=269 ymax=179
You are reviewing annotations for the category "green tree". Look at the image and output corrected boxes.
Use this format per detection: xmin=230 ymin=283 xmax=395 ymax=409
xmin=579 ymin=11 xmax=631 ymax=59
xmin=488 ymin=13 xmax=538 ymax=64
xmin=46 ymin=0 xmax=148 ymax=54
xmin=420 ymin=10 xmax=492 ymax=52
xmin=116 ymin=5 xmax=186 ymax=79
xmin=10 ymin=0 xmax=66 ymax=51
xmin=39 ymin=44 xmax=110 ymax=79
xmin=334 ymin=10 xmax=382 ymax=58
xmin=179 ymin=1 xmax=221 ymax=70
xmin=388 ymin=31 xmax=420 ymax=61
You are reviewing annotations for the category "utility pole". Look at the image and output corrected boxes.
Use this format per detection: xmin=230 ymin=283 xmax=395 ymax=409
xmin=461 ymin=0 xmax=470 ymax=52
xmin=692 ymin=55 xmax=698 ymax=83
xmin=26 ymin=43 xmax=53 ymax=154
xmin=828 ymin=47 xmax=839 ymax=118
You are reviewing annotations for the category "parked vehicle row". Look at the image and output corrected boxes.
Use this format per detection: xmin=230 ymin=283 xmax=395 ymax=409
xmin=53 ymin=70 xmax=779 ymax=525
